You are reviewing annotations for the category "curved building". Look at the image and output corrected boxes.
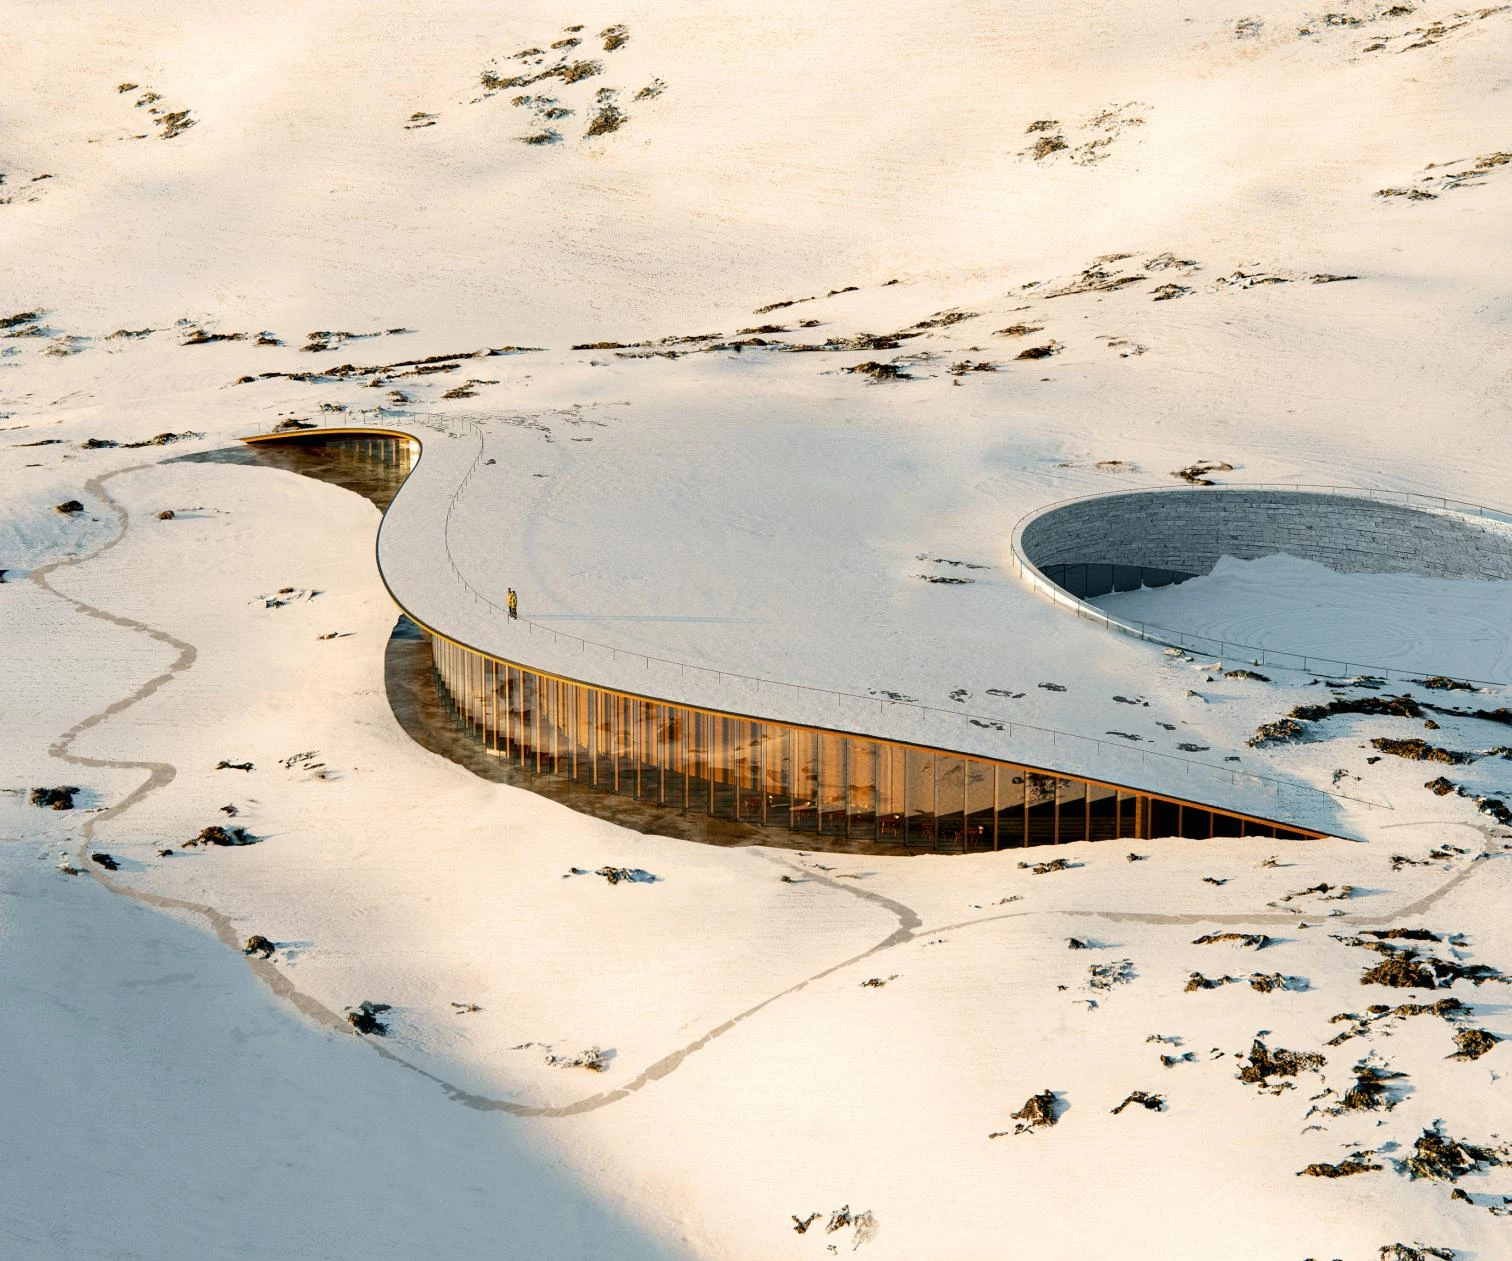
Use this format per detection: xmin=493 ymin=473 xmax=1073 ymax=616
xmin=242 ymin=424 xmax=1330 ymax=851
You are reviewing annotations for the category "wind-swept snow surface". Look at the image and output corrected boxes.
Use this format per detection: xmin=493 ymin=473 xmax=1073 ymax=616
xmin=3 ymin=1 xmax=1512 ymax=1257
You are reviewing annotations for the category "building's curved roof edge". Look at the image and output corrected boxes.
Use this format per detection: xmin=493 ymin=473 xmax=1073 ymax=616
xmin=240 ymin=422 xmax=1372 ymax=838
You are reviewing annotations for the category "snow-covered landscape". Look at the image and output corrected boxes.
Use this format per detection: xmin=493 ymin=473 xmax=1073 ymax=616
xmin=4 ymin=2 xmax=1512 ymax=1258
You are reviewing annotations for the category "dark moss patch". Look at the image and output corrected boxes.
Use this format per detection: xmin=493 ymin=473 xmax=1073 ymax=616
xmin=1370 ymin=737 xmax=1472 ymax=764
xmin=1111 ymin=1090 xmax=1164 ymax=1114
xmin=1449 ymin=1028 xmax=1501 ymax=1061
xmin=1235 ymin=1037 xmax=1324 ymax=1087
xmin=1298 ymin=1157 xmax=1381 ymax=1177
xmin=30 ymin=786 xmax=79 ymax=810
xmin=992 ymin=1089 xmax=1061 ymax=1136
xmin=1401 ymin=1124 xmax=1507 ymax=1182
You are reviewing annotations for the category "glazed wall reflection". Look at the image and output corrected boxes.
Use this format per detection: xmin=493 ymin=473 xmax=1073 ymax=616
xmin=430 ymin=636 xmax=1312 ymax=852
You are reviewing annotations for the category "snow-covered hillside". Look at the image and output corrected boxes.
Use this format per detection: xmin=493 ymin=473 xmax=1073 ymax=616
xmin=3 ymin=3 xmax=1511 ymax=1258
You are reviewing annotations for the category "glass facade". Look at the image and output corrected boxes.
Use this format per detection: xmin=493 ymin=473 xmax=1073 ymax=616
xmin=243 ymin=427 xmax=1320 ymax=853
xmin=429 ymin=634 xmax=1316 ymax=852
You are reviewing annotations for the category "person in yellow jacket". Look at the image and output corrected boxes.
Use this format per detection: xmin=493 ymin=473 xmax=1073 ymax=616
xmin=507 ymin=587 xmax=518 ymax=620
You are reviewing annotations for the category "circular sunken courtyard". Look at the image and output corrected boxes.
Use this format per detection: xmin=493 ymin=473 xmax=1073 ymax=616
xmin=1015 ymin=487 xmax=1512 ymax=683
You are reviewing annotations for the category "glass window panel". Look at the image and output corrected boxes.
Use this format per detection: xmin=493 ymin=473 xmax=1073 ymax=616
xmin=1025 ymin=772 xmax=1057 ymax=847
xmin=903 ymin=748 xmax=936 ymax=847
xmin=790 ymin=731 xmax=819 ymax=832
xmin=935 ymin=756 xmax=966 ymax=851
xmin=878 ymin=744 xmax=905 ymax=842
xmin=1211 ymin=812 xmax=1244 ymax=838
xmin=996 ymin=770 xmax=1027 ymax=849
xmin=848 ymin=740 xmax=879 ymax=841
xmin=964 ymin=759 xmax=994 ymax=851
xmin=1087 ymin=783 xmax=1120 ymax=842
xmin=1149 ymin=798 xmax=1179 ymax=839
xmin=1178 ymin=804 xmax=1211 ymax=839
xmin=819 ymin=734 xmax=848 ymax=835
xmin=1057 ymin=778 xmax=1088 ymax=845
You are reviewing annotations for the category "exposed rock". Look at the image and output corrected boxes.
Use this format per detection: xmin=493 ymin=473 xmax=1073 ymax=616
xmin=1342 ymin=1062 xmax=1405 ymax=1111
xmin=544 ymin=1046 xmax=610 ymax=1071
xmin=194 ymin=824 xmax=256 ymax=847
xmin=1192 ymin=932 xmax=1271 ymax=949
xmin=1111 ymin=1090 xmax=1164 ymax=1114
xmin=1248 ymin=972 xmax=1308 ymax=993
xmin=1449 ymin=1028 xmax=1501 ymax=1061
xmin=215 ymin=760 xmax=254 ymax=771
xmin=843 ymin=360 xmax=910 ymax=381
xmin=1401 ymin=1123 xmax=1507 ymax=1182
xmin=346 ymin=1000 xmax=391 ymax=1035
xmin=53 ymin=499 xmax=85 ymax=515
xmin=592 ymin=866 xmax=657 ymax=884
xmin=1370 ymin=737 xmax=1471 ymax=764
xmin=89 ymin=852 xmax=119 ymax=871
xmin=1298 ymin=1157 xmax=1381 ymax=1177
xmin=1089 ymin=959 xmax=1136 ymax=990
xmin=156 ymin=509 xmax=175 ymax=520
xmin=992 ymin=1089 xmax=1061 ymax=1136
xmin=1249 ymin=718 xmax=1306 ymax=747
xmin=1235 ymin=1037 xmax=1324 ymax=1087
xmin=1171 ymin=460 xmax=1233 ymax=486
xmin=29 ymin=786 xmax=78 ymax=810
xmin=1018 ymin=857 xmax=1075 ymax=875
xmin=243 ymin=934 xmax=275 ymax=958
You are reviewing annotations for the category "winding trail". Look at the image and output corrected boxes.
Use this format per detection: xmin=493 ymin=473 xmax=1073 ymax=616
xmin=31 ymin=460 xmax=1507 ymax=1120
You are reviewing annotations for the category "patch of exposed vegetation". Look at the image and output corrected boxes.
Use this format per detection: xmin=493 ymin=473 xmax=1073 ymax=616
xmin=1370 ymin=737 xmax=1472 ymax=764
xmin=585 ymin=102 xmax=627 ymax=136
xmin=1378 ymin=149 xmax=1512 ymax=200
xmin=1326 ymin=996 xmax=1467 ymax=1046
xmin=1193 ymin=932 xmax=1272 ymax=949
xmin=1378 ymin=1246 xmax=1457 ymax=1261
xmin=346 ymin=1000 xmax=390 ymax=1035
xmin=1449 ymin=1027 xmax=1501 ymax=1060
xmin=1018 ymin=857 xmax=1076 ymax=875
xmin=1235 ymin=1037 xmax=1324 ymax=1088
xmin=1298 ymin=1157 xmax=1381 ymax=1177
xmin=992 ymin=1089 xmax=1061 ymax=1136
xmin=544 ymin=1045 xmax=611 ymax=1071
xmin=1089 ymin=959 xmax=1136 ymax=990
xmin=1111 ymin=1090 xmax=1164 ymax=1114
xmin=1400 ymin=1123 xmax=1508 ymax=1182
xmin=30 ymin=786 xmax=79 ymax=810
xmin=1172 ymin=460 xmax=1233 ymax=485
xmin=844 ymin=360 xmax=910 ymax=381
